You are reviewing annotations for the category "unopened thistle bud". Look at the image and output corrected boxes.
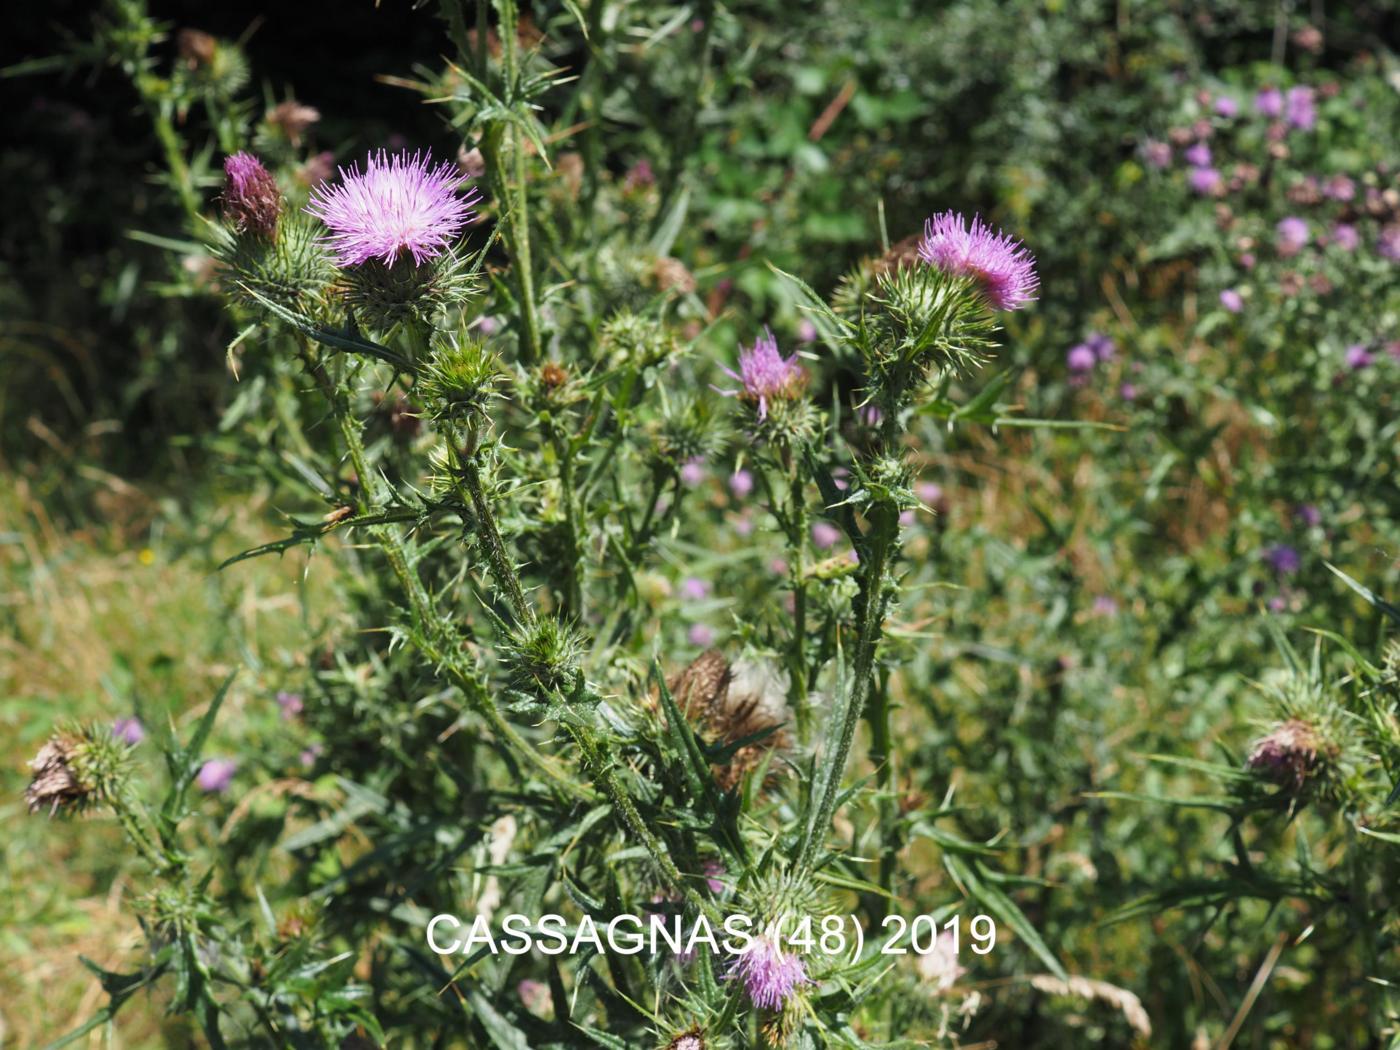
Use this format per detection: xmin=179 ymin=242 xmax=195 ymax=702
xmin=26 ymin=723 xmax=133 ymax=816
xmin=1247 ymin=718 xmax=1324 ymax=787
xmin=223 ymin=152 xmax=281 ymax=239
xmin=419 ymin=338 xmax=503 ymax=422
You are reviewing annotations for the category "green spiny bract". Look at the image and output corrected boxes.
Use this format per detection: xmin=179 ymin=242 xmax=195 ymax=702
xmin=599 ymin=309 xmax=677 ymax=370
xmin=418 ymin=337 xmax=504 ymax=422
xmin=25 ymin=722 xmax=135 ymax=817
xmin=648 ymin=397 xmax=722 ymax=475
xmin=502 ymin=616 xmax=584 ymax=697
xmin=336 ymin=248 xmax=477 ymax=332
xmin=213 ymin=213 xmax=333 ymax=310
xmin=1246 ymin=669 xmax=1365 ymax=801
xmin=865 ymin=263 xmax=999 ymax=385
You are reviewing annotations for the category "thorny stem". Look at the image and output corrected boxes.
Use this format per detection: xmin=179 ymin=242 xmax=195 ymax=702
xmin=454 ymin=431 xmax=535 ymax=629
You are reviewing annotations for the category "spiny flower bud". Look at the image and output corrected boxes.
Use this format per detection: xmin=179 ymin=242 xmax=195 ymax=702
xmin=419 ymin=338 xmax=503 ymax=422
xmin=503 ymin=617 xmax=583 ymax=696
xmin=223 ymin=152 xmax=281 ymax=239
xmin=665 ymin=1027 xmax=706 ymax=1050
xmin=26 ymin=723 xmax=134 ymax=816
xmin=1247 ymin=718 xmax=1325 ymax=787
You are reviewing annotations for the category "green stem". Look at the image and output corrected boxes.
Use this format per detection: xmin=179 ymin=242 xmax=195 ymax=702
xmin=455 ymin=438 xmax=534 ymax=628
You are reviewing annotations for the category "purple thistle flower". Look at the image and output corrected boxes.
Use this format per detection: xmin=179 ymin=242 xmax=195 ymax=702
xmin=687 ymin=624 xmax=715 ymax=648
xmin=727 ymin=932 xmax=809 ymax=1011
xmin=1142 ymin=139 xmax=1172 ymax=170
xmin=811 ymin=522 xmax=841 ymax=550
xmin=1119 ymin=382 xmax=1138 ymax=401
xmin=702 ymin=860 xmax=726 ymax=895
xmin=1344 ymin=344 xmax=1374 ymax=370
xmin=679 ymin=458 xmax=707 ymax=487
xmin=112 ymin=717 xmax=145 ymax=746
xmin=1255 ymin=87 xmax=1284 ymax=118
xmin=797 ymin=319 xmax=818 ymax=343
xmin=719 ymin=329 xmax=805 ymax=420
xmin=1264 ymin=544 xmax=1301 ymax=575
xmin=276 ymin=690 xmax=304 ymax=720
xmin=1276 ymin=216 xmax=1309 ymax=256
xmin=197 ymin=758 xmax=238 ymax=794
xmin=1066 ymin=344 xmax=1097 ymax=373
xmin=1285 ymin=86 xmax=1317 ymax=130
xmin=1092 ymin=595 xmax=1119 ymax=616
xmin=1184 ymin=142 xmax=1212 ymax=167
xmin=1086 ymin=331 xmax=1115 ymax=361
xmin=680 ymin=577 xmax=712 ymax=601
xmin=223 ymin=152 xmax=281 ymax=237
xmin=1187 ymin=167 xmax=1222 ymax=195
xmin=306 ymin=149 xmax=478 ymax=267
xmin=1323 ymin=175 xmax=1355 ymax=202
xmin=1378 ymin=225 xmax=1400 ymax=262
xmin=1214 ymin=95 xmax=1239 ymax=118
xmin=918 ymin=211 xmax=1038 ymax=311
xmin=300 ymin=744 xmax=323 ymax=769
xmin=769 ymin=557 xmax=789 ymax=575
xmin=1220 ymin=288 xmax=1243 ymax=313
xmin=1331 ymin=223 xmax=1359 ymax=252
xmin=728 ymin=469 xmax=754 ymax=499
xmin=917 ymin=482 xmax=944 ymax=506
xmin=1294 ymin=504 xmax=1322 ymax=528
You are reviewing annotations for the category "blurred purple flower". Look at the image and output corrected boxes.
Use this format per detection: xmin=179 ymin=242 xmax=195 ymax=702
xmin=729 ymin=469 xmax=754 ymax=499
xmin=1265 ymin=544 xmax=1301 ymax=575
xmin=797 ymin=319 xmax=818 ymax=343
xmin=769 ymin=557 xmax=789 ymax=575
xmin=702 ymin=860 xmax=726 ymax=894
xmin=1294 ymin=504 xmax=1322 ymax=528
xmin=1344 ymin=344 xmax=1374 ymax=370
xmin=300 ymin=743 xmax=323 ymax=769
xmin=917 ymin=482 xmax=944 ymax=507
xmin=276 ymin=690 xmax=304 ymax=720
xmin=1323 ymin=174 xmax=1355 ymax=202
xmin=1066 ymin=344 xmax=1097 ymax=373
xmin=1119 ymin=382 xmax=1138 ymax=401
xmin=1184 ymin=142 xmax=1211 ymax=167
xmin=687 ymin=624 xmax=715 ymax=647
xmin=1086 ymin=332 xmax=1116 ymax=361
xmin=733 ymin=514 xmax=755 ymax=537
xmin=679 ymin=459 xmax=706 ymax=487
xmin=1187 ymin=167 xmax=1222 ymax=195
xmin=1092 ymin=595 xmax=1119 ymax=616
xmin=899 ymin=510 xmax=915 ymax=526
xmin=720 ymin=329 xmax=805 ymax=421
xmin=477 ymin=315 xmax=500 ymax=335
xmin=112 ymin=717 xmax=145 ymax=745
xmin=197 ymin=758 xmax=238 ymax=794
xmin=1331 ymin=223 xmax=1359 ymax=252
xmin=1285 ymin=87 xmax=1316 ymax=130
xmin=307 ymin=149 xmax=478 ymax=267
xmin=681 ymin=577 xmax=712 ymax=601
xmin=1276 ymin=216 xmax=1309 ymax=256
xmin=1142 ymin=140 xmax=1171 ymax=169
xmin=1378 ymin=225 xmax=1400 ymax=262
xmin=918 ymin=211 xmax=1039 ymax=311
xmin=1214 ymin=95 xmax=1239 ymax=118
xmin=812 ymin=522 xmax=841 ymax=549
xmin=1255 ymin=87 xmax=1284 ymax=118
xmin=1220 ymin=288 xmax=1243 ymax=313
xmin=727 ymin=933 xmax=809 ymax=1010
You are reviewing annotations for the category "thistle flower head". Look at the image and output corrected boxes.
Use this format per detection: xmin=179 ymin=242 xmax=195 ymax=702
xmin=721 ymin=330 xmax=805 ymax=420
xmin=197 ymin=758 xmax=238 ymax=794
xmin=307 ymin=149 xmax=478 ymax=267
xmin=917 ymin=211 xmax=1038 ymax=311
xmin=223 ymin=152 xmax=281 ymax=238
xmin=727 ymin=930 xmax=809 ymax=1011
xmin=1247 ymin=718 xmax=1323 ymax=787
xmin=26 ymin=723 xmax=134 ymax=816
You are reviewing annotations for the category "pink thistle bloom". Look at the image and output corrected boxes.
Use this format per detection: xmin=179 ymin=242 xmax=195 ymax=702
xmin=1331 ymin=224 xmax=1359 ymax=252
xmin=197 ymin=758 xmax=238 ymax=794
xmin=918 ymin=211 xmax=1038 ymax=310
xmin=1066 ymin=344 xmax=1096 ymax=373
xmin=1187 ymin=166 xmax=1222 ymax=195
xmin=720 ymin=330 xmax=805 ymax=420
xmin=112 ymin=717 xmax=145 ymax=745
xmin=1141 ymin=140 xmax=1171 ymax=169
xmin=1285 ymin=86 xmax=1317 ymax=130
xmin=1220 ymin=288 xmax=1243 ymax=313
xmin=728 ymin=931 xmax=809 ymax=1011
xmin=679 ymin=459 xmax=707 ymax=487
xmin=276 ymin=690 xmax=304 ymax=720
xmin=811 ymin=522 xmax=841 ymax=550
xmin=687 ymin=624 xmax=715 ymax=647
xmin=680 ymin=577 xmax=712 ymax=601
xmin=306 ymin=149 xmax=478 ymax=267
xmin=1379 ymin=225 xmax=1400 ymax=262
xmin=1214 ymin=95 xmax=1239 ymax=118
xmin=797 ymin=319 xmax=818 ymax=343
xmin=223 ymin=152 xmax=281 ymax=237
xmin=1255 ymin=87 xmax=1284 ymax=118
xmin=1183 ymin=142 xmax=1211 ymax=167
xmin=1345 ymin=344 xmax=1374 ymax=370
xmin=728 ymin=469 xmax=754 ymax=499
xmin=1276 ymin=216 xmax=1310 ymax=256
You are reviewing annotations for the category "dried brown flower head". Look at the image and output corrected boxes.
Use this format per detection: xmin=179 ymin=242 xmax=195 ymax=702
xmin=266 ymin=100 xmax=321 ymax=146
xmin=176 ymin=28 xmax=217 ymax=68
xmin=26 ymin=738 xmax=90 ymax=816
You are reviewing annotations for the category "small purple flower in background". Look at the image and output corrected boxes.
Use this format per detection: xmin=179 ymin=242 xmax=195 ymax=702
xmin=1086 ymin=332 xmax=1116 ymax=362
xmin=811 ymin=522 xmax=841 ymax=550
xmin=1323 ymin=175 xmax=1355 ymax=201
xmin=1214 ymin=95 xmax=1239 ymax=118
xmin=733 ymin=514 xmax=755 ymax=537
xmin=769 ymin=557 xmax=789 ymax=575
xmin=797 ymin=318 xmax=818 ymax=343
xmin=898 ymin=510 xmax=915 ymax=527
xmin=307 ymin=149 xmax=478 ymax=267
xmin=1264 ymin=544 xmax=1301 ymax=576
xmin=859 ymin=403 xmax=884 ymax=427
xmin=476 ymin=315 xmax=500 ymax=335
xmin=680 ymin=577 xmax=712 ymax=601
xmin=727 ymin=931 xmax=809 ymax=1011
xmin=702 ymin=860 xmax=726 ymax=894
xmin=918 ymin=211 xmax=1039 ymax=311
xmin=1330 ymin=223 xmax=1359 ymax=252
xmin=1268 ymin=594 xmax=1288 ymax=613
xmin=197 ymin=758 xmax=238 ymax=794
xmin=1239 ymin=251 xmax=1257 ymax=270
xmin=1220 ymin=288 xmax=1243 ymax=313
xmin=112 ymin=717 xmax=145 ymax=745
xmin=223 ymin=152 xmax=281 ymax=237
xmin=1285 ymin=86 xmax=1316 ymax=130
xmin=679 ymin=458 xmax=706 ymax=487
xmin=729 ymin=469 xmax=754 ymax=499
xmin=518 ymin=979 xmax=550 ymax=1014
xmin=1294 ymin=504 xmax=1322 ymax=528
xmin=1120 ymin=382 xmax=1138 ymax=401
xmin=917 ymin=482 xmax=945 ymax=509
xmin=687 ymin=623 xmax=715 ymax=647
xmin=1255 ymin=87 xmax=1284 ymax=118
xmin=719 ymin=330 xmax=805 ymax=420
xmin=831 ymin=466 xmax=850 ymax=492
xmin=1184 ymin=142 xmax=1211 ymax=167
xmin=1066 ymin=343 xmax=1097 ymax=373
xmin=1344 ymin=344 xmax=1374 ymax=370
xmin=1187 ymin=167 xmax=1222 ymax=195
xmin=1092 ymin=595 xmax=1119 ymax=616
xmin=276 ymin=690 xmax=304 ymax=720
xmin=1276 ymin=216 xmax=1310 ymax=257
xmin=623 ymin=158 xmax=655 ymax=192
xmin=1378 ymin=225 xmax=1400 ymax=262
xmin=1142 ymin=140 xmax=1171 ymax=169
xmin=300 ymin=744 xmax=323 ymax=769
